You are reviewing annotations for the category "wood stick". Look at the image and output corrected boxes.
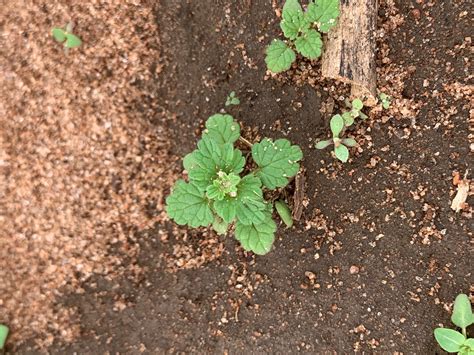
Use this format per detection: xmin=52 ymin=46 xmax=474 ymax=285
xmin=322 ymin=0 xmax=378 ymax=104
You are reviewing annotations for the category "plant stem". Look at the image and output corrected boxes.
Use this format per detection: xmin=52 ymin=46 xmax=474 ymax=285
xmin=462 ymin=327 xmax=466 ymax=337
xmin=239 ymin=136 xmax=253 ymax=148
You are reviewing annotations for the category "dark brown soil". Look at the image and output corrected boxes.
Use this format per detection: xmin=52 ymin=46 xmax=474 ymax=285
xmin=16 ymin=0 xmax=472 ymax=353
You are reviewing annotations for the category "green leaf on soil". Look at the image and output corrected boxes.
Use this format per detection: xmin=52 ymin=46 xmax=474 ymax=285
xmin=434 ymin=328 xmax=465 ymax=353
xmin=52 ymin=28 xmax=66 ymax=42
xmin=265 ymin=39 xmax=296 ymax=73
xmin=0 ymin=324 xmax=9 ymax=350
xmin=306 ymin=0 xmax=340 ymax=33
xmin=166 ymin=180 xmax=213 ymax=228
xmin=342 ymin=138 xmax=357 ymax=147
xmin=275 ymin=200 xmax=293 ymax=227
xmin=451 ymin=294 xmax=474 ymax=329
xmin=235 ymin=212 xmax=276 ymax=255
xmin=65 ymin=33 xmax=82 ymax=48
xmin=280 ymin=0 xmax=308 ymax=40
xmin=252 ymin=138 xmax=303 ymax=189
xmin=315 ymin=139 xmax=332 ymax=149
xmin=352 ymin=98 xmax=363 ymax=110
xmin=203 ymin=114 xmax=240 ymax=145
xmin=342 ymin=112 xmax=354 ymax=126
xmin=330 ymin=114 xmax=344 ymax=137
xmin=294 ymin=29 xmax=323 ymax=59
xmin=334 ymin=144 xmax=349 ymax=162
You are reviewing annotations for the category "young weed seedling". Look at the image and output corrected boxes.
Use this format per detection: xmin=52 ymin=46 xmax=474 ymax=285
xmin=225 ymin=91 xmax=240 ymax=107
xmin=265 ymin=0 xmax=339 ymax=73
xmin=52 ymin=23 xmax=82 ymax=49
xmin=341 ymin=98 xmax=367 ymax=126
xmin=315 ymin=114 xmax=357 ymax=163
xmin=434 ymin=293 xmax=474 ymax=354
xmin=379 ymin=93 xmax=391 ymax=109
xmin=166 ymin=114 xmax=303 ymax=255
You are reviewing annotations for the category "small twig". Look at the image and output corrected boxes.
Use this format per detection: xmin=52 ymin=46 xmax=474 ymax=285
xmin=239 ymin=136 xmax=253 ymax=148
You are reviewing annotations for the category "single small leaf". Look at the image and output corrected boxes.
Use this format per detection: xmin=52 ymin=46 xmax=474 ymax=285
xmin=213 ymin=197 xmax=237 ymax=223
xmin=463 ymin=338 xmax=474 ymax=348
xmin=235 ymin=212 xmax=276 ymax=255
xmin=330 ymin=114 xmax=344 ymax=137
xmin=203 ymin=114 xmax=240 ymax=145
xmin=265 ymin=40 xmax=296 ymax=73
xmin=334 ymin=144 xmax=349 ymax=162
xmin=275 ymin=200 xmax=293 ymax=227
xmin=342 ymin=138 xmax=357 ymax=147
xmin=0 ymin=324 xmax=9 ymax=350
xmin=252 ymin=138 xmax=303 ymax=189
xmin=315 ymin=139 xmax=332 ymax=149
xmin=65 ymin=33 xmax=82 ymax=48
xmin=280 ymin=0 xmax=307 ymax=40
xmin=434 ymin=328 xmax=465 ymax=353
xmin=231 ymin=97 xmax=240 ymax=105
xmin=166 ymin=180 xmax=213 ymax=228
xmin=234 ymin=175 xmax=268 ymax=225
xmin=294 ymin=29 xmax=322 ymax=59
xmin=382 ymin=101 xmax=390 ymax=109
xmin=306 ymin=0 xmax=339 ymax=33
xmin=212 ymin=215 xmax=229 ymax=235
xmin=352 ymin=98 xmax=363 ymax=110
xmin=52 ymin=28 xmax=66 ymax=42
xmin=342 ymin=112 xmax=354 ymax=126
xmin=452 ymin=294 xmax=474 ymax=329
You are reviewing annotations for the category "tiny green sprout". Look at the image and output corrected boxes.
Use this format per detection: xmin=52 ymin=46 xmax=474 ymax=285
xmin=434 ymin=293 xmax=474 ymax=354
xmin=0 ymin=324 xmax=9 ymax=350
xmin=52 ymin=23 xmax=82 ymax=49
xmin=341 ymin=98 xmax=367 ymax=126
xmin=379 ymin=93 xmax=391 ymax=109
xmin=315 ymin=114 xmax=357 ymax=163
xmin=225 ymin=91 xmax=240 ymax=106
xmin=275 ymin=200 xmax=293 ymax=228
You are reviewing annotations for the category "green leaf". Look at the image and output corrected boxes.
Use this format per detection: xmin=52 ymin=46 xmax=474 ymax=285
xmin=206 ymin=171 xmax=240 ymax=201
xmin=65 ymin=33 xmax=82 ymax=48
xmin=352 ymin=98 xmax=364 ymax=110
xmin=252 ymin=138 xmax=303 ymax=189
xmin=52 ymin=28 xmax=66 ymax=42
xmin=0 ymin=324 xmax=9 ymax=350
xmin=280 ymin=0 xmax=308 ymax=40
xmin=330 ymin=114 xmax=344 ymax=137
xmin=342 ymin=112 xmax=354 ymax=126
xmin=306 ymin=0 xmax=340 ymax=33
xmin=294 ymin=29 xmax=322 ymax=59
xmin=186 ymin=137 xmax=245 ymax=190
xmin=315 ymin=139 xmax=332 ymax=149
xmin=235 ymin=212 xmax=276 ymax=255
xmin=213 ymin=197 xmax=237 ymax=223
xmin=452 ymin=294 xmax=474 ymax=329
xmin=342 ymin=138 xmax=357 ymax=147
xmin=166 ymin=180 xmax=213 ymax=228
xmin=234 ymin=175 xmax=268 ymax=225
xmin=463 ymin=338 xmax=474 ymax=348
xmin=382 ymin=101 xmax=390 ymax=109
xmin=434 ymin=328 xmax=465 ymax=353
xmin=334 ymin=144 xmax=349 ymax=162
xmin=203 ymin=114 xmax=240 ymax=145
xmin=275 ymin=200 xmax=293 ymax=227
xmin=265 ymin=40 xmax=296 ymax=73
xmin=212 ymin=215 xmax=229 ymax=235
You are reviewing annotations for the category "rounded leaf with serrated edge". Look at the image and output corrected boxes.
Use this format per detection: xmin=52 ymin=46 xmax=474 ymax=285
xmin=234 ymin=175 xmax=267 ymax=225
xmin=235 ymin=213 xmax=276 ymax=255
xmin=451 ymin=294 xmax=474 ymax=329
xmin=305 ymin=0 xmax=339 ymax=33
xmin=212 ymin=216 xmax=228 ymax=235
xmin=65 ymin=33 xmax=82 ymax=48
xmin=52 ymin=28 xmax=66 ymax=42
xmin=252 ymin=138 xmax=303 ymax=189
xmin=352 ymin=98 xmax=363 ymax=110
xmin=204 ymin=114 xmax=240 ymax=145
xmin=295 ymin=29 xmax=322 ymax=59
xmin=334 ymin=144 xmax=349 ymax=162
xmin=166 ymin=180 xmax=213 ymax=228
xmin=315 ymin=139 xmax=332 ymax=149
xmin=342 ymin=138 xmax=357 ymax=147
xmin=434 ymin=328 xmax=465 ymax=353
xmin=280 ymin=0 xmax=307 ymax=40
xmin=265 ymin=40 xmax=296 ymax=73
xmin=330 ymin=114 xmax=344 ymax=137
xmin=275 ymin=200 xmax=293 ymax=228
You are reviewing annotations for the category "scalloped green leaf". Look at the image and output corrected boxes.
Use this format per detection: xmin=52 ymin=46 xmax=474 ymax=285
xmin=265 ymin=40 xmax=296 ymax=74
xmin=65 ymin=33 xmax=82 ymax=48
xmin=434 ymin=328 xmax=465 ymax=353
xmin=52 ymin=28 xmax=66 ymax=42
xmin=252 ymin=138 xmax=303 ymax=189
xmin=306 ymin=0 xmax=340 ymax=33
xmin=235 ymin=212 xmax=276 ymax=255
xmin=294 ymin=29 xmax=322 ymax=59
xmin=330 ymin=114 xmax=344 ymax=137
xmin=203 ymin=114 xmax=240 ymax=145
xmin=280 ymin=0 xmax=308 ymax=40
xmin=212 ymin=215 xmax=229 ymax=235
xmin=166 ymin=180 xmax=213 ymax=228
xmin=452 ymin=294 xmax=474 ymax=329
xmin=334 ymin=144 xmax=349 ymax=162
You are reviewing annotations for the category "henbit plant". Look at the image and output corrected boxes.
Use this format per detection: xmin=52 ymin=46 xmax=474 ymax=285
xmin=379 ymin=92 xmax=391 ymax=109
xmin=315 ymin=114 xmax=357 ymax=163
xmin=52 ymin=23 xmax=82 ymax=49
xmin=225 ymin=91 xmax=240 ymax=106
xmin=434 ymin=293 xmax=474 ymax=354
xmin=166 ymin=114 xmax=303 ymax=255
xmin=265 ymin=0 xmax=339 ymax=73
xmin=0 ymin=324 xmax=8 ymax=351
